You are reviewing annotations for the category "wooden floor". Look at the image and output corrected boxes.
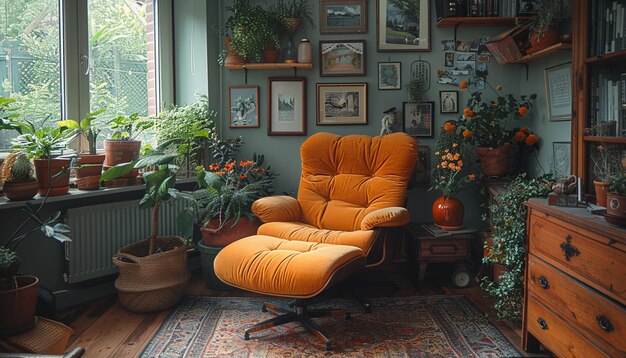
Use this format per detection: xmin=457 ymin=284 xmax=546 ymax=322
xmin=60 ymin=265 xmax=547 ymax=358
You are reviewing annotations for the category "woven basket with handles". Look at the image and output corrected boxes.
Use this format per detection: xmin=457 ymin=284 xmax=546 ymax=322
xmin=113 ymin=236 xmax=190 ymax=313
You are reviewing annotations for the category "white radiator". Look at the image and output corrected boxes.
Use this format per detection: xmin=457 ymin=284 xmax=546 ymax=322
xmin=66 ymin=199 xmax=186 ymax=283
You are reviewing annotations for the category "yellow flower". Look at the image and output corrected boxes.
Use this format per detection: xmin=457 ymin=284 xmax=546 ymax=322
xmin=434 ymin=151 xmax=440 ymax=155
xmin=444 ymin=149 xmax=450 ymax=153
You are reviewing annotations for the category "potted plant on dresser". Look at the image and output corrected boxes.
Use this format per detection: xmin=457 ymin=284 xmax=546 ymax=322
xmin=590 ymin=144 xmax=621 ymax=208
xmin=605 ymin=173 xmax=626 ymax=226
xmin=1 ymin=193 xmax=71 ymax=334
xmin=57 ymin=109 xmax=106 ymax=190
xmin=103 ymin=113 xmax=153 ymax=185
xmin=11 ymin=124 xmax=75 ymax=196
xmin=0 ymin=151 xmax=38 ymax=201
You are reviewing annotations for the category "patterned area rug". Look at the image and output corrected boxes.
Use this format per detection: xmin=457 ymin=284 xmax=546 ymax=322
xmin=141 ymin=296 xmax=520 ymax=357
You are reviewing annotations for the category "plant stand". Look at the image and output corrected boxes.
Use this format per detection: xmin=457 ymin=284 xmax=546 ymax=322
xmin=197 ymin=241 xmax=233 ymax=290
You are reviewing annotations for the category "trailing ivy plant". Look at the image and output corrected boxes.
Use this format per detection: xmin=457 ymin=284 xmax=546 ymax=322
xmin=480 ymin=174 xmax=552 ymax=322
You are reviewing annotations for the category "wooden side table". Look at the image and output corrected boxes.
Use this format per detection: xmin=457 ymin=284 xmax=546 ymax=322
xmin=406 ymin=223 xmax=475 ymax=288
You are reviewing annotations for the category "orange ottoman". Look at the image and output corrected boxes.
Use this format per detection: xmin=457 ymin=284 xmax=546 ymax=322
xmin=213 ymin=235 xmax=366 ymax=350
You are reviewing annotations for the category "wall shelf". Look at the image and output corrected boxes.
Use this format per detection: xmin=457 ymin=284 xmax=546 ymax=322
xmin=224 ymin=63 xmax=313 ymax=70
xmin=507 ymin=43 xmax=572 ymax=64
xmin=436 ymin=16 xmax=531 ymax=28
xmin=585 ymin=49 xmax=626 ymax=64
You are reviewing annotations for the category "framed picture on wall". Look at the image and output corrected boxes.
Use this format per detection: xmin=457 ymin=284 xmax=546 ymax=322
xmin=228 ymin=86 xmax=259 ymax=128
xmin=378 ymin=62 xmax=401 ymax=90
xmin=320 ymin=40 xmax=366 ymax=76
xmin=268 ymin=77 xmax=306 ymax=136
xmin=320 ymin=0 xmax=368 ymax=34
xmin=439 ymin=90 xmax=458 ymax=113
xmin=552 ymin=142 xmax=571 ymax=177
xmin=545 ymin=62 xmax=572 ymax=121
xmin=377 ymin=0 xmax=430 ymax=51
xmin=316 ymin=83 xmax=367 ymax=125
xmin=402 ymin=101 xmax=434 ymax=137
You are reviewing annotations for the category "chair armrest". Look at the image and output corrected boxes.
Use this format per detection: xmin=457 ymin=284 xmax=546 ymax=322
xmin=360 ymin=207 xmax=409 ymax=230
xmin=252 ymin=195 xmax=301 ymax=223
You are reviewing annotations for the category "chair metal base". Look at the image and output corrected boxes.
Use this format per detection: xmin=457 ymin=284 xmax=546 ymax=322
xmin=243 ymin=300 xmax=351 ymax=351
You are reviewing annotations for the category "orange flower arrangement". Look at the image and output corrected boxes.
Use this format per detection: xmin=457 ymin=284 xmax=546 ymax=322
xmin=431 ymin=125 xmax=476 ymax=197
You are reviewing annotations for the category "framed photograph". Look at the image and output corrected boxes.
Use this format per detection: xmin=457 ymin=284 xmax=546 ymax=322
xmin=545 ymin=62 xmax=572 ymax=121
xmin=552 ymin=142 xmax=571 ymax=177
xmin=378 ymin=62 xmax=401 ymax=90
xmin=228 ymin=86 xmax=259 ymax=128
xmin=320 ymin=0 xmax=367 ymax=34
xmin=268 ymin=77 xmax=306 ymax=136
xmin=439 ymin=90 xmax=458 ymax=114
xmin=377 ymin=0 xmax=430 ymax=52
xmin=402 ymin=101 xmax=434 ymax=137
xmin=320 ymin=40 xmax=366 ymax=76
xmin=317 ymin=83 xmax=367 ymax=125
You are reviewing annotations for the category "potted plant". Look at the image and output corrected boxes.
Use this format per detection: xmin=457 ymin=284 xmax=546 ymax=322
xmin=0 ymin=151 xmax=38 ymax=201
xmin=605 ymin=173 xmax=626 ymax=225
xmin=527 ymin=0 xmax=567 ymax=54
xmin=57 ymin=109 xmax=106 ymax=190
xmin=154 ymin=94 xmax=216 ymax=177
xmin=429 ymin=123 xmax=476 ymax=230
xmin=11 ymin=124 xmax=75 ymax=196
xmin=590 ymin=144 xmax=621 ymax=208
xmin=99 ymin=131 xmax=210 ymax=312
xmin=1 ymin=192 xmax=71 ymax=334
xmin=454 ymin=81 xmax=537 ymax=177
xmin=270 ymin=0 xmax=313 ymax=62
xmin=223 ymin=1 xmax=280 ymax=63
xmin=104 ymin=113 xmax=153 ymax=182
xmin=175 ymin=137 xmax=275 ymax=289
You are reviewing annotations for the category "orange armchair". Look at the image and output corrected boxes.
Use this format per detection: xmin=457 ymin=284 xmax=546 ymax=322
xmin=214 ymin=132 xmax=418 ymax=350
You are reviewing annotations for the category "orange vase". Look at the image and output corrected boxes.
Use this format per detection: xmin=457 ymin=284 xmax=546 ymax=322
xmin=432 ymin=196 xmax=464 ymax=230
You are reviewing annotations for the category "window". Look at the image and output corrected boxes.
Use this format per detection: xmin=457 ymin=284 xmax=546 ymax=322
xmin=0 ymin=0 xmax=162 ymax=150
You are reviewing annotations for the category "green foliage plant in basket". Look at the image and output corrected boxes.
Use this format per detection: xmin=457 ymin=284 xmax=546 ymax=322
xmin=453 ymin=81 xmax=538 ymax=177
xmin=429 ymin=122 xmax=476 ymax=230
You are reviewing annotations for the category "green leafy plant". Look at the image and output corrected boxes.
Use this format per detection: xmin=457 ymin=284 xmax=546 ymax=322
xmin=11 ymin=125 xmax=74 ymax=159
xmin=609 ymin=173 xmax=626 ymax=196
xmin=175 ymin=137 xmax=276 ymax=236
xmin=480 ymin=174 xmax=552 ymax=322
xmin=452 ymin=82 xmax=537 ymax=148
xmin=430 ymin=123 xmax=476 ymax=197
xmin=107 ymin=113 xmax=154 ymax=141
xmin=527 ymin=0 xmax=568 ymax=37
xmin=223 ymin=1 xmax=280 ymax=62
xmin=56 ymin=108 xmax=106 ymax=155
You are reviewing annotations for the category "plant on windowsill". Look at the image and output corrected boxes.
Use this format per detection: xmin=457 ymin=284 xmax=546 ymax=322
xmin=103 ymin=113 xmax=154 ymax=185
xmin=57 ymin=108 xmax=107 ymax=190
xmin=605 ymin=173 xmax=626 ymax=225
xmin=0 ymin=151 xmax=38 ymax=201
xmin=480 ymin=174 xmax=552 ymax=323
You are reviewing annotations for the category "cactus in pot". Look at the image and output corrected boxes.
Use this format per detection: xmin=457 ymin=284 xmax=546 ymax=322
xmin=0 ymin=151 xmax=38 ymax=201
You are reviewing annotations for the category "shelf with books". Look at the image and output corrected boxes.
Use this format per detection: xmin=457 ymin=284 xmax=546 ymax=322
xmin=436 ymin=16 xmax=530 ymax=28
xmin=588 ymin=0 xmax=626 ymax=58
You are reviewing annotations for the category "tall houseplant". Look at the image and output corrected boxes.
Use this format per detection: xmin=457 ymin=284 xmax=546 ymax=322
xmin=57 ymin=109 xmax=107 ymax=190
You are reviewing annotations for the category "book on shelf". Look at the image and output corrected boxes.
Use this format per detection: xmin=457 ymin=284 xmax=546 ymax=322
xmin=589 ymin=71 xmax=626 ymax=137
xmin=590 ymin=0 xmax=626 ymax=57
xmin=435 ymin=0 xmax=513 ymax=19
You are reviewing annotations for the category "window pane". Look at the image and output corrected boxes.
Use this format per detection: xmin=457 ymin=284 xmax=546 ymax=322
xmin=88 ymin=0 xmax=156 ymax=146
xmin=0 ymin=0 xmax=61 ymax=150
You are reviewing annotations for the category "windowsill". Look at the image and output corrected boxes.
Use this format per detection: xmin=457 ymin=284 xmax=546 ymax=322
xmin=0 ymin=178 xmax=196 ymax=210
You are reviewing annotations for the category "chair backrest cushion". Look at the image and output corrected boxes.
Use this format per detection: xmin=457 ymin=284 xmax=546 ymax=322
xmin=298 ymin=132 xmax=418 ymax=231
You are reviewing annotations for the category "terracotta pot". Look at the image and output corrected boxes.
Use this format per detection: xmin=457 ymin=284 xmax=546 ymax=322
xmin=594 ymin=181 xmax=610 ymax=208
xmin=3 ymin=179 xmax=38 ymax=201
xmin=201 ymin=217 xmax=260 ymax=247
xmin=104 ymin=140 xmax=140 ymax=179
xmin=528 ymin=26 xmax=560 ymax=54
xmin=432 ymin=196 xmax=464 ymax=230
xmin=33 ymin=158 xmax=71 ymax=196
xmin=0 ymin=276 xmax=38 ymax=335
xmin=223 ymin=35 xmax=244 ymax=66
xmin=263 ymin=48 xmax=280 ymax=63
xmin=475 ymin=146 xmax=512 ymax=177
xmin=75 ymin=154 xmax=105 ymax=190
xmin=606 ymin=193 xmax=626 ymax=217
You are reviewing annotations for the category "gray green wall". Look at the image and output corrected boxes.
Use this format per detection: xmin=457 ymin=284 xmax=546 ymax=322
xmin=173 ymin=0 xmax=572 ymax=226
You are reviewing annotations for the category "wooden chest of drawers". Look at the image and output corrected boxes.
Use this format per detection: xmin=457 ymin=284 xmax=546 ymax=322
xmin=524 ymin=199 xmax=626 ymax=357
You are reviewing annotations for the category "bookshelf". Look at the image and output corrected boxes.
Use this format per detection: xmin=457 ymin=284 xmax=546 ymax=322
xmin=572 ymin=0 xmax=626 ymax=199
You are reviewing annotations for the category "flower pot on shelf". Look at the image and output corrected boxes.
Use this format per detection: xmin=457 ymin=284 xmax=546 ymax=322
xmin=594 ymin=180 xmax=610 ymax=208
xmin=432 ymin=196 xmax=464 ymax=230
xmin=528 ymin=27 xmax=559 ymax=54
xmin=0 ymin=275 xmax=38 ymax=335
xmin=33 ymin=158 xmax=71 ymax=196
xmin=3 ymin=179 xmax=38 ymax=201
xmin=605 ymin=192 xmax=626 ymax=226
xmin=103 ymin=139 xmax=140 ymax=179
xmin=263 ymin=44 xmax=280 ymax=63
xmin=200 ymin=217 xmax=260 ymax=247
xmin=75 ymin=153 xmax=105 ymax=190
xmin=475 ymin=146 xmax=512 ymax=177
xmin=196 ymin=241 xmax=233 ymax=290
xmin=223 ymin=35 xmax=244 ymax=66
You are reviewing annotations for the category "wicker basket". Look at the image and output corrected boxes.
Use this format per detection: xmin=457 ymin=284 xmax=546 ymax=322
xmin=0 ymin=317 xmax=72 ymax=354
xmin=113 ymin=236 xmax=190 ymax=313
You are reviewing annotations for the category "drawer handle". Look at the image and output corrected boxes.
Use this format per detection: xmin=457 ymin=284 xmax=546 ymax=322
xmin=538 ymin=276 xmax=549 ymax=289
xmin=596 ymin=315 xmax=614 ymax=332
xmin=560 ymin=235 xmax=580 ymax=261
xmin=537 ymin=317 xmax=548 ymax=330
